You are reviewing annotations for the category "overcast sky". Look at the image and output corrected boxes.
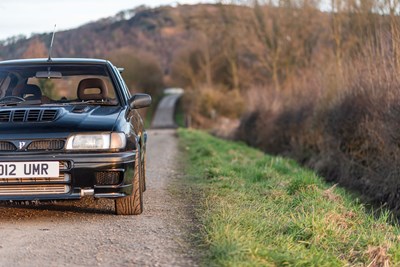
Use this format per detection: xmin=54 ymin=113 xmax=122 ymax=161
xmin=0 ymin=0 xmax=205 ymax=40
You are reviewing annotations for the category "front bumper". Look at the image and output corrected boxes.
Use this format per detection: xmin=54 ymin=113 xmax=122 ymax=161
xmin=0 ymin=151 xmax=136 ymax=201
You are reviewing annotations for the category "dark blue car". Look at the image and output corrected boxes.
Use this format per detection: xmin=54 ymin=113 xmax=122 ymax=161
xmin=0 ymin=58 xmax=151 ymax=215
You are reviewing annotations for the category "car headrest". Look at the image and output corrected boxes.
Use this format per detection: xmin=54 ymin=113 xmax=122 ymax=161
xmin=13 ymin=84 xmax=42 ymax=100
xmin=77 ymin=78 xmax=108 ymax=100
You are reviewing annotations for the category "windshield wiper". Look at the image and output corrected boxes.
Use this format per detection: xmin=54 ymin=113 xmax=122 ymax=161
xmin=0 ymin=101 xmax=22 ymax=107
xmin=66 ymin=100 xmax=117 ymax=106
xmin=0 ymin=100 xmax=42 ymax=107
xmin=0 ymin=98 xmax=42 ymax=106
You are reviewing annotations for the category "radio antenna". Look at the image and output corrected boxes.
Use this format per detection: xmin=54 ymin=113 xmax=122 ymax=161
xmin=47 ymin=24 xmax=57 ymax=62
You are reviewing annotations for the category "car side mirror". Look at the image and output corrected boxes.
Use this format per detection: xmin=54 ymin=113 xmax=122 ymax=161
xmin=129 ymin=94 xmax=152 ymax=109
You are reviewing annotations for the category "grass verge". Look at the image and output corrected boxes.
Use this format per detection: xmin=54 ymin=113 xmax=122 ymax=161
xmin=174 ymin=98 xmax=186 ymax=128
xmin=178 ymin=129 xmax=400 ymax=266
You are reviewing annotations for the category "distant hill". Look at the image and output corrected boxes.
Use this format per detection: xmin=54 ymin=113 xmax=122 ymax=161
xmin=0 ymin=4 xmax=222 ymax=75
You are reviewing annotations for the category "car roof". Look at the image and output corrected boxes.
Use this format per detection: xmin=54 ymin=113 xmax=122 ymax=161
xmin=0 ymin=58 xmax=110 ymax=66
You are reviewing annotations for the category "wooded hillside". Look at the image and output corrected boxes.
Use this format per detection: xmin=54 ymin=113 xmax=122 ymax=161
xmin=0 ymin=4 xmax=245 ymax=95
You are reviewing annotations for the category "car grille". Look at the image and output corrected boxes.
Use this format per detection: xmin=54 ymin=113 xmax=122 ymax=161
xmin=0 ymin=184 xmax=70 ymax=195
xmin=0 ymin=140 xmax=65 ymax=152
xmin=59 ymin=161 xmax=70 ymax=170
xmin=0 ymin=173 xmax=71 ymax=183
xmin=0 ymin=141 xmax=17 ymax=151
xmin=27 ymin=140 xmax=65 ymax=151
xmin=0 ymin=109 xmax=58 ymax=122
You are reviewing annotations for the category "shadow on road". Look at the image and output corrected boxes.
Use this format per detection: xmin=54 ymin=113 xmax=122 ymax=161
xmin=0 ymin=198 xmax=114 ymax=221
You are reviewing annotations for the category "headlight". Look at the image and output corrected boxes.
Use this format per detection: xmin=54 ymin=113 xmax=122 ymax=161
xmin=66 ymin=133 xmax=126 ymax=150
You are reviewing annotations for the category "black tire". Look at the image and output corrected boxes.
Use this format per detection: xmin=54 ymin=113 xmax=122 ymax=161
xmin=115 ymin=147 xmax=143 ymax=215
xmin=141 ymin=150 xmax=147 ymax=192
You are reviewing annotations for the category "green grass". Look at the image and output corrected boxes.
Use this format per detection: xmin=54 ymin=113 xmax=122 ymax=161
xmin=174 ymin=98 xmax=186 ymax=128
xmin=178 ymin=129 xmax=400 ymax=266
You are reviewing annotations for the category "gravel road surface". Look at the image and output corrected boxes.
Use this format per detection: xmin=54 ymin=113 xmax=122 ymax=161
xmin=0 ymin=129 xmax=198 ymax=267
xmin=151 ymin=94 xmax=182 ymax=129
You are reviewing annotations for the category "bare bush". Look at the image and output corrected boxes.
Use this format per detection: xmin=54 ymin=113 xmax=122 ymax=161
xmin=237 ymin=32 xmax=400 ymax=212
xmin=183 ymin=85 xmax=244 ymax=128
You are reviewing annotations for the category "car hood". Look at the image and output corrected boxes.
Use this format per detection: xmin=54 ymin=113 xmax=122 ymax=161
xmin=0 ymin=105 xmax=124 ymax=139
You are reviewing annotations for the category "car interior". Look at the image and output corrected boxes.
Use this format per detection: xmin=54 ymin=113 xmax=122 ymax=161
xmin=0 ymin=65 xmax=118 ymax=105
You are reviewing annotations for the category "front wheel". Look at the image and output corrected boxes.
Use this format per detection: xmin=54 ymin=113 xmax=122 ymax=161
xmin=115 ymin=147 xmax=143 ymax=215
xmin=142 ymin=150 xmax=147 ymax=192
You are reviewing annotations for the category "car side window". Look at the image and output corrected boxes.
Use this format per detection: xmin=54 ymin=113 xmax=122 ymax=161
xmin=114 ymin=66 xmax=131 ymax=98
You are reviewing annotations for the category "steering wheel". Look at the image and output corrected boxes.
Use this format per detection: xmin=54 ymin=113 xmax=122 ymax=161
xmin=0 ymin=96 xmax=26 ymax=102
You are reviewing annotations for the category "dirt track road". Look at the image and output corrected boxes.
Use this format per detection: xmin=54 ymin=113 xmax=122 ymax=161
xmin=0 ymin=129 xmax=198 ymax=267
xmin=151 ymin=94 xmax=182 ymax=129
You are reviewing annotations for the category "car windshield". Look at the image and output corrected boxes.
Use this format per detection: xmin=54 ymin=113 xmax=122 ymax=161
xmin=0 ymin=64 xmax=119 ymax=106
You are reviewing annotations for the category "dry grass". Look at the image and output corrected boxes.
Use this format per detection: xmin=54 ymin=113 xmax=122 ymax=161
xmin=365 ymin=246 xmax=390 ymax=267
xmin=183 ymin=85 xmax=244 ymax=129
xmin=236 ymin=42 xmax=400 ymax=215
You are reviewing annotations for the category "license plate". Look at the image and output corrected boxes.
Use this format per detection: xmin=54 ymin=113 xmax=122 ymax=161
xmin=0 ymin=162 xmax=59 ymax=178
